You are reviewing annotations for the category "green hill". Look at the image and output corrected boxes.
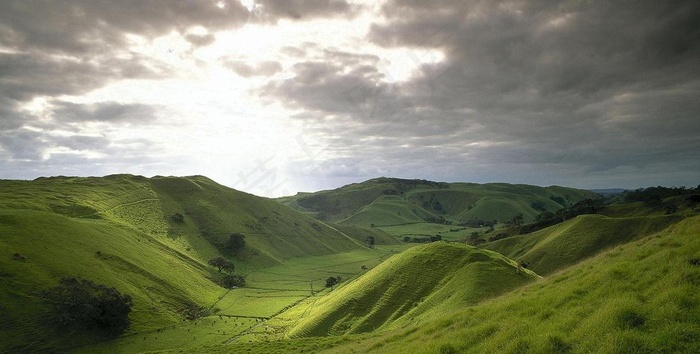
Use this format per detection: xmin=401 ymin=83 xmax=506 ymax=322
xmin=0 ymin=175 xmax=397 ymax=352
xmin=189 ymin=214 xmax=700 ymax=354
xmin=278 ymin=178 xmax=599 ymax=240
xmin=482 ymin=213 xmax=683 ymax=275
xmin=285 ymin=242 xmax=538 ymax=338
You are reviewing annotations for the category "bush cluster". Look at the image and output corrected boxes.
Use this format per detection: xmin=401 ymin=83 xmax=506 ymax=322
xmin=42 ymin=277 xmax=133 ymax=334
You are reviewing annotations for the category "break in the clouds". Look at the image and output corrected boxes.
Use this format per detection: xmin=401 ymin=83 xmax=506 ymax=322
xmin=0 ymin=0 xmax=698 ymax=196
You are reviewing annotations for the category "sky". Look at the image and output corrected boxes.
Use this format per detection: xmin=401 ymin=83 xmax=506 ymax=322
xmin=1 ymin=0 xmax=698 ymax=197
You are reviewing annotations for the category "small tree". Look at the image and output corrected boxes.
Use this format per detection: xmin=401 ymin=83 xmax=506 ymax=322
xmin=208 ymin=257 xmax=234 ymax=274
xmin=219 ymin=233 xmax=246 ymax=255
xmin=325 ymin=276 xmax=339 ymax=290
xmin=366 ymin=236 xmax=375 ymax=248
xmin=41 ymin=277 xmax=133 ymax=334
xmin=507 ymin=213 xmax=524 ymax=228
xmin=221 ymin=274 xmax=245 ymax=288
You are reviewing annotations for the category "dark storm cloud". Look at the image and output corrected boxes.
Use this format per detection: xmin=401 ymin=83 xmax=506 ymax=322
xmin=0 ymin=52 xmax=167 ymax=103
xmin=0 ymin=0 xmax=250 ymax=103
xmin=0 ymin=0 xmax=250 ymax=54
xmin=262 ymin=49 xmax=414 ymax=121
xmin=265 ymin=0 xmax=700 ymax=188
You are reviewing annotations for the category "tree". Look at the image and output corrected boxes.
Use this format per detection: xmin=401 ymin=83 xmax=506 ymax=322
xmin=366 ymin=236 xmax=375 ymax=248
xmin=219 ymin=233 xmax=246 ymax=255
xmin=466 ymin=231 xmax=483 ymax=245
xmin=507 ymin=213 xmax=524 ymax=228
xmin=208 ymin=257 xmax=234 ymax=274
xmin=325 ymin=276 xmax=339 ymax=290
xmin=170 ymin=212 xmax=184 ymax=223
xmin=531 ymin=200 xmax=547 ymax=212
xmin=221 ymin=274 xmax=245 ymax=288
xmin=41 ymin=277 xmax=133 ymax=334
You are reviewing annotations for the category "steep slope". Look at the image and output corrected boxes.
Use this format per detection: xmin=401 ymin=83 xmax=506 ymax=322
xmin=285 ymin=242 xmax=538 ymax=337
xmin=0 ymin=174 xmax=380 ymax=352
xmin=323 ymin=214 xmax=700 ymax=354
xmin=482 ymin=213 xmax=682 ymax=275
xmin=149 ymin=175 xmax=375 ymax=265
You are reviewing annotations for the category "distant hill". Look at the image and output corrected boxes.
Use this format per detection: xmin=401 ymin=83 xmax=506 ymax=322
xmin=0 ymin=174 xmax=396 ymax=352
xmin=278 ymin=177 xmax=600 ymax=240
xmin=588 ymin=188 xmax=628 ymax=195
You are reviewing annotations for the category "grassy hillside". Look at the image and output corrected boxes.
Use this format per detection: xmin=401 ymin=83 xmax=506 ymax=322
xmin=482 ymin=213 xmax=683 ymax=275
xmin=0 ymin=175 xmax=395 ymax=352
xmin=188 ymin=214 xmax=700 ymax=354
xmin=278 ymin=178 xmax=599 ymax=240
xmin=284 ymin=242 xmax=538 ymax=338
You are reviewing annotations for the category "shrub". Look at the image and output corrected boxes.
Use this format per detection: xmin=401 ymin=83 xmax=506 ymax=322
xmin=325 ymin=276 xmax=339 ymax=289
xmin=41 ymin=277 xmax=132 ymax=334
xmin=170 ymin=212 xmax=185 ymax=223
xmin=218 ymin=233 xmax=246 ymax=255
xmin=208 ymin=257 xmax=234 ymax=273
xmin=221 ymin=274 xmax=246 ymax=288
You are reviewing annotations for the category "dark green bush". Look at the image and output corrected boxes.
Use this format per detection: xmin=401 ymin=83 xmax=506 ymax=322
xmin=42 ymin=277 xmax=132 ymax=334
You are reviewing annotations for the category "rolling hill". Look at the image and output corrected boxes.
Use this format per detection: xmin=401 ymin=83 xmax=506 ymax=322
xmin=0 ymin=174 xmax=396 ymax=352
xmin=2 ymin=175 xmax=697 ymax=353
xmin=185 ymin=214 xmax=700 ymax=354
xmin=482 ymin=213 xmax=684 ymax=275
xmin=284 ymin=242 xmax=539 ymax=338
xmin=278 ymin=177 xmax=600 ymax=240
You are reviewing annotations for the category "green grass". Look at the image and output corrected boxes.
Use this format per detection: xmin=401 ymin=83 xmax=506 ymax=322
xmin=187 ymin=214 xmax=700 ymax=354
xmin=72 ymin=246 xmax=405 ymax=353
xmin=3 ymin=175 xmax=696 ymax=353
xmin=0 ymin=175 xmax=394 ymax=352
xmin=284 ymin=242 xmax=538 ymax=338
xmin=278 ymin=178 xmax=599 ymax=238
xmin=482 ymin=213 xmax=683 ymax=275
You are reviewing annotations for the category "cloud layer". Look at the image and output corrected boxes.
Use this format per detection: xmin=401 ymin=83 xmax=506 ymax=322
xmin=0 ymin=0 xmax=698 ymax=195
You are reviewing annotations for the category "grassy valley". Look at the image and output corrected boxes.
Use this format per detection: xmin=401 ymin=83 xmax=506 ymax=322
xmin=1 ymin=175 xmax=698 ymax=353
xmin=182 ymin=213 xmax=700 ymax=354
xmin=0 ymin=175 xmax=396 ymax=352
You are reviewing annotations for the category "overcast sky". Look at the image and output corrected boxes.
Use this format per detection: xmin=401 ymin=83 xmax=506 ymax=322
xmin=1 ymin=0 xmax=698 ymax=197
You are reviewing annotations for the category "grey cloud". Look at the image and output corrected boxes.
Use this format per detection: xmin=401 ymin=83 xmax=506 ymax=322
xmin=52 ymin=101 xmax=161 ymax=124
xmin=265 ymin=0 xmax=700 ymax=188
xmin=253 ymin=0 xmax=360 ymax=21
xmin=185 ymin=33 xmax=217 ymax=47
xmin=280 ymin=46 xmax=307 ymax=58
xmin=261 ymin=50 xmax=408 ymax=120
xmin=224 ymin=60 xmax=282 ymax=77
xmin=0 ymin=129 xmax=47 ymax=160
xmin=0 ymin=0 xmax=248 ymax=106
xmin=52 ymin=135 xmax=110 ymax=151
xmin=0 ymin=98 xmax=26 ymax=131
xmin=0 ymin=0 xmax=250 ymax=55
xmin=0 ymin=51 xmax=168 ymax=103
